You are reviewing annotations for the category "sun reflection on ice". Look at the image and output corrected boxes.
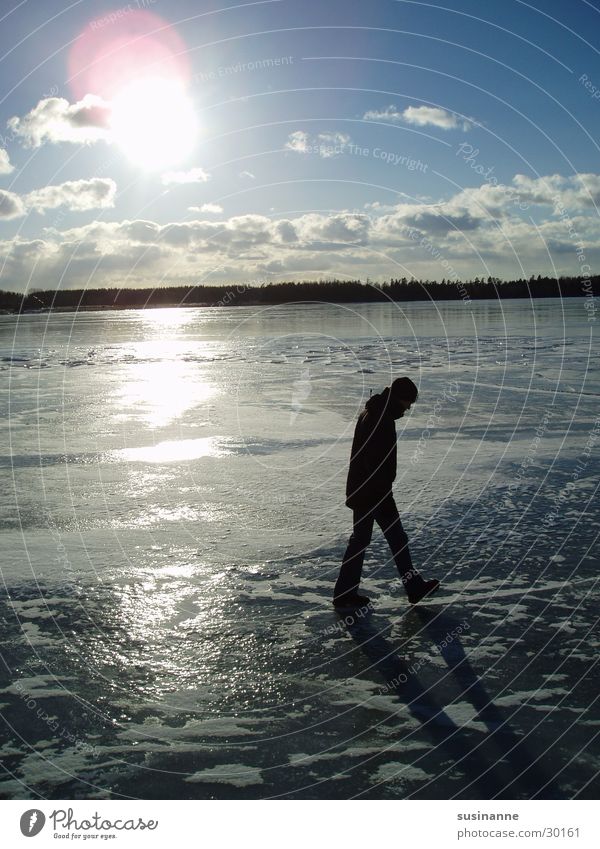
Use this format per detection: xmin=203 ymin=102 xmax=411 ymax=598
xmin=114 ymin=333 xmax=216 ymax=428
xmin=119 ymin=360 xmax=214 ymax=428
xmin=114 ymin=436 xmax=227 ymax=463
xmin=139 ymin=308 xmax=199 ymax=329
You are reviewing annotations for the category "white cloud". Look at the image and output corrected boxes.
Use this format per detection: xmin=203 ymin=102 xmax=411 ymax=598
xmin=442 ymin=173 xmax=600 ymax=219
xmin=275 ymin=220 xmax=298 ymax=243
xmin=295 ymin=212 xmax=370 ymax=244
xmin=189 ymin=203 xmax=224 ymax=214
xmin=25 ymin=178 xmax=117 ymax=212
xmin=8 ymin=94 xmax=112 ymax=147
xmin=364 ymin=104 xmax=473 ymax=131
xmin=511 ymin=173 xmax=600 ymax=211
xmin=316 ymin=132 xmax=351 ymax=157
xmin=363 ymin=105 xmax=404 ymax=122
xmin=366 ymin=172 xmax=600 ymax=239
xmin=403 ymin=106 xmax=472 ymax=130
xmin=0 ymin=178 xmax=116 ymax=219
xmin=285 ymin=130 xmax=309 ymax=153
xmin=285 ymin=130 xmax=351 ymax=158
xmin=373 ymin=203 xmax=484 ymax=240
xmin=161 ymin=167 xmax=210 ymax=186
xmin=0 ymin=149 xmax=13 ymax=175
xmin=0 ymin=190 xmax=26 ymax=219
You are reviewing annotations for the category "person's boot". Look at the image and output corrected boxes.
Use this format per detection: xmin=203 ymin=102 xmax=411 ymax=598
xmin=406 ymin=578 xmax=440 ymax=605
xmin=333 ymin=592 xmax=371 ymax=609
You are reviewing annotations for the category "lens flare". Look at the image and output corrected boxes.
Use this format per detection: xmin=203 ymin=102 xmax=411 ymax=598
xmin=69 ymin=10 xmax=191 ymax=101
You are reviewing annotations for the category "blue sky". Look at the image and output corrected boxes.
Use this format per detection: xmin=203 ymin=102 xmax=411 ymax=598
xmin=1 ymin=0 xmax=600 ymax=290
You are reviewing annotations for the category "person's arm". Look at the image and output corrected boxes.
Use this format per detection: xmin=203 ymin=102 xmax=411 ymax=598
xmin=358 ymin=413 xmax=395 ymax=483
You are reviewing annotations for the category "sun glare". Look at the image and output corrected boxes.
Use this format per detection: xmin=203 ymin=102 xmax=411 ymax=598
xmin=110 ymin=77 xmax=198 ymax=170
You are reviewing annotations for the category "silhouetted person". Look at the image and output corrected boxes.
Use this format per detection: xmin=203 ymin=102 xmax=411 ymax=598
xmin=333 ymin=377 xmax=440 ymax=608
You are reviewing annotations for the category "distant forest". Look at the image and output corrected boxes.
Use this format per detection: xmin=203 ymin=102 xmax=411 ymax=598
xmin=0 ymin=274 xmax=598 ymax=313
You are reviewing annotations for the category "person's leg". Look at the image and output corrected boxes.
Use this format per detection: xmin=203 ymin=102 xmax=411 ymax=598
xmin=334 ymin=508 xmax=375 ymax=602
xmin=373 ymin=495 xmax=423 ymax=594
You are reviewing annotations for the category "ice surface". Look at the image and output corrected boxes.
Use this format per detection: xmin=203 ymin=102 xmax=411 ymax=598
xmin=0 ymin=299 xmax=598 ymax=799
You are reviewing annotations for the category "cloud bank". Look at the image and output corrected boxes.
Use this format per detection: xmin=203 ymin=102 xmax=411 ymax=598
xmin=1 ymin=171 xmax=598 ymax=291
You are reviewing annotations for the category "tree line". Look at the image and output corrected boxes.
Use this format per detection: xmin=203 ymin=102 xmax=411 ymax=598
xmin=0 ymin=274 xmax=598 ymax=312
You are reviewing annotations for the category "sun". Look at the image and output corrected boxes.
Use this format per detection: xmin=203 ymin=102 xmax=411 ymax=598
xmin=110 ymin=77 xmax=198 ymax=170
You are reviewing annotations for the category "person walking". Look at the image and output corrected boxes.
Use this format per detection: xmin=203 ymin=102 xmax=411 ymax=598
xmin=333 ymin=376 xmax=440 ymax=609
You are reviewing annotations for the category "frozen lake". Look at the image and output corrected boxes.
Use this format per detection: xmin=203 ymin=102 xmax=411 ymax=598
xmin=0 ymin=297 xmax=598 ymax=799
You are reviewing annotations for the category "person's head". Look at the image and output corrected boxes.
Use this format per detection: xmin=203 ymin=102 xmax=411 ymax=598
xmin=389 ymin=376 xmax=418 ymax=419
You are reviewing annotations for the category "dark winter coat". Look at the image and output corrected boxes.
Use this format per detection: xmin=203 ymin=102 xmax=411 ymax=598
xmin=345 ymin=387 xmax=397 ymax=510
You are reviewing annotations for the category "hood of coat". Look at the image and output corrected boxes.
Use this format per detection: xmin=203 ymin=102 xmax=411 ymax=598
xmin=366 ymin=387 xmax=393 ymax=416
xmin=365 ymin=386 xmax=406 ymax=420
